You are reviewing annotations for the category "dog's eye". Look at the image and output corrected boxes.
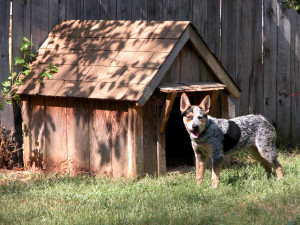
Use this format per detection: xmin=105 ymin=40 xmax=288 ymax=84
xmin=197 ymin=115 xmax=203 ymax=120
xmin=187 ymin=115 xmax=193 ymax=120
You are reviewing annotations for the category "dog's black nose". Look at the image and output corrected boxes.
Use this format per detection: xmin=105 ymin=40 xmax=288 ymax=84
xmin=192 ymin=124 xmax=198 ymax=129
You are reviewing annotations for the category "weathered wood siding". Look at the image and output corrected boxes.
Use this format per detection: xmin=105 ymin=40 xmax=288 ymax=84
xmin=22 ymin=96 xmax=131 ymax=176
xmin=0 ymin=1 xmax=14 ymax=129
xmin=1 ymin=0 xmax=298 ymax=146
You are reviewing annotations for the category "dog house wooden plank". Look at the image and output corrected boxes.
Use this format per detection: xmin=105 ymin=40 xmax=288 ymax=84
xmin=128 ymin=104 xmax=144 ymax=176
xmin=21 ymin=96 xmax=31 ymax=168
xmin=160 ymin=92 xmax=177 ymax=134
xmin=66 ymin=98 xmax=90 ymax=173
xmin=45 ymin=97 xmax=68 ymax=173
xmin=209 ymin=90 xmax=220 ymax=116
xmin=221 ymin=91 xmax=230 ymax=119
xmin=188 ymin=26 xmax=240 ymax=99
xmin=137 ymin=27 xmax=190 ymax=105
xmin=156 ymin=98 xmax=167 ymax=175
xmin=111 ymin=102 xmax=129 ymax=177
xmin=143 ymin=97 xmax=158 ymax=175
xmin=158 ymin=82 xmax=225 ymax=93
xmin=28 ymin=96 xmax=46 ymax=169
xmin=89 ymin=100 xmax=112 ymax=175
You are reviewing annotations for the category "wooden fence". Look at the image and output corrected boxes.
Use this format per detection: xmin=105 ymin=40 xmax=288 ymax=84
xmin=0 ymin=0 xmax=299 ymax=146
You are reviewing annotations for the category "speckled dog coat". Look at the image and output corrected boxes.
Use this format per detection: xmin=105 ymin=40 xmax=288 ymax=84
xmin=180 ymin=93 xmax=284 ymax=188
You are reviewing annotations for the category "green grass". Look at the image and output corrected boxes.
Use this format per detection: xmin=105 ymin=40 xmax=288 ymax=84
xmin=0 ymin=151 xmax=299 ymax=225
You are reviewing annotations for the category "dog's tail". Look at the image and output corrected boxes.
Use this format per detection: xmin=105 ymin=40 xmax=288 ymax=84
xmin=265 ymin=117 xmax=277 ymax=129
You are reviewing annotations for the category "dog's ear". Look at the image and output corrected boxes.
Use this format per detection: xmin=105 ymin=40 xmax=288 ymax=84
xmin=180 ymin=93 xmax=191 ymax=113
xmin=199 ymin=95 xmax=210 ymax=114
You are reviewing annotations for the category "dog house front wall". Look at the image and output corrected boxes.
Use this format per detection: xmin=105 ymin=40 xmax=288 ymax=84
xmin=22 ymin=95 xmax=135 ymax=176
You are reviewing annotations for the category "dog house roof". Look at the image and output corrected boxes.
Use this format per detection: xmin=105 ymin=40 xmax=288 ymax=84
xmin=17 ymin=20 xmax=240 ymax=105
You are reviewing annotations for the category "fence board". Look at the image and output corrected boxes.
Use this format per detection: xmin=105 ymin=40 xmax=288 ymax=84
xmin=100 ymin=0 xmax=116 ymax=20
xmin=147 ymin=0 xmax=163 ymax=20
xmin=263 ymin=0 xmax=278 ymax=122
xmin=31 ymin=0 xmax=49 ymax=53
xmin=163 ymin=0 xmax=178 ymax=21
xmin=49 ymin=0 xmax=66 ymax=32
xmin=236 ymin=1 xmax=253 ymax=116
xmin=249 ymin=0 xmax=263 ymax=114
xmin=221 ymin=0 xmax=238 ymax=118
xmin=0 ymin=0 xmax=13 ymax=129
xmin=66 ymin=0 xmax=84 ymax=19
xmin=178 ymin=0 xmax=191 ymax=21
xmin=290 ymin=13 xmax=300 ymax=146
xmin=132 ymin=0 xmax=147 ymax=20
xmin=206 ymin=0 xmax=221 ymax=58
xmin=12 ymin=0 xmax=31 ymax=70
xmin=116 ymin=0 xmax=132 ymax=20
xmin=84 ymin=0 xmax=100 ymax=19
xmin=276 ymin=5 xmax=291 ymax=143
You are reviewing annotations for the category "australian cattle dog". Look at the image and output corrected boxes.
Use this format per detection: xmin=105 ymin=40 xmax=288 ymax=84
xmin=180 ymin=93 xmax=284 ymax=188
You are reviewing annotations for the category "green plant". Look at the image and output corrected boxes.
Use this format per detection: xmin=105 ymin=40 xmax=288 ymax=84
xmin=281 ymin=0 xmax=300 ymax=14
xmin=0 ymin=37 xmax=58 ymax=110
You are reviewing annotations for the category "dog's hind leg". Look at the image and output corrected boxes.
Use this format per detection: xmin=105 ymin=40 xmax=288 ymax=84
xmin=254 ymin=139 xmax=284 ymax=180
xmin=211 ymin=162 xmax=222 ymax=188
xmin=249 ymin=147 xmax=273 ymax=177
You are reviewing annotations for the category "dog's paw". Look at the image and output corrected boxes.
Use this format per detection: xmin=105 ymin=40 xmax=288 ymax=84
xmin=211 ymin=181 xmax=219 ymax=188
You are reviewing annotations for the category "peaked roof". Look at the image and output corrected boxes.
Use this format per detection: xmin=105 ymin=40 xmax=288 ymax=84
xmin=18 ymin=20 xmax=240 ymax=105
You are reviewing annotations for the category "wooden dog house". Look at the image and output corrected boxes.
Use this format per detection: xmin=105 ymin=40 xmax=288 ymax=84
xmin=18 ymin=20 xmax=240 ymax=176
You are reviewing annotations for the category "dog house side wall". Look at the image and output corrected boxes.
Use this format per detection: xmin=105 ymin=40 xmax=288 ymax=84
xmin=22 ymin=96 xmax=133 ymax=176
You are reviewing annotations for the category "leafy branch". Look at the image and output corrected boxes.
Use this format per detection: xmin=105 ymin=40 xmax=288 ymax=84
xmin=0 ymin=37 xmax=58 ymax=110
xmin=281 ymin=0 xmax=300 ymax=14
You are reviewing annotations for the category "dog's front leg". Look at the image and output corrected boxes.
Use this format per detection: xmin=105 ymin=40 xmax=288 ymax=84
xmin=194 ymin=152 xmax=207 ymax=185
xmin=193 ymin=143 xmax=208 ymax=185
xmin=211 ymin=148 xmax=223 ymax=188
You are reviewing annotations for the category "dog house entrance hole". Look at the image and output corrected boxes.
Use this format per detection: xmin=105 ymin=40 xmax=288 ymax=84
xmin=165 ymin=97 xmax=194 ymax=171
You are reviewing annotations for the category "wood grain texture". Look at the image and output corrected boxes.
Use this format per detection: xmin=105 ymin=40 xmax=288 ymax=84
xmin=30 ymin=96 xmax=46 ymax=169
xmin=248 ymin=0 xmax=263 ymax=115
xmin=263 ymin=0 xmax=278 ymax=122
xmin=66 ymin=0 xmax=84 ymax=19
xmin=0 ymin=0 xmax=14 ymax=129
xmin=128 ymin=104 xmax=144 ymax=176
xmin=276 ymin=4 xmax=291 ymax=143
xmin=66 ymin=98 xmax=90 ymax=173
xmin=110 ymin=101 xmax=129 ymax=177
xmin=116 ymin=0 xmax=132 ymax=20
xmin=143 ymin=97 xmax=158 ymax=175
xmin=89 ymin=100 xmax=112 ymax=175
xmin=156 ymin=98 xmax=166 ymax=175
xmin=160 ymin=92 xmax=177 ymax=134
xmin=21 ymin=97 xmax=31 ymax=168
xmin=31 ymin=0 xmax=49 ymax=53
xmin=291 ymin=13 xmax=300 ymax=146
xmin=189 ymin=26 xmax=240 ymax=99
xmin=45 ymin=97 xmax=67 ymax=172
xmin=99 ymin=0 xmax=117 ymax=20
xmin=84 ymin=0 xmax=100 ymax=19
